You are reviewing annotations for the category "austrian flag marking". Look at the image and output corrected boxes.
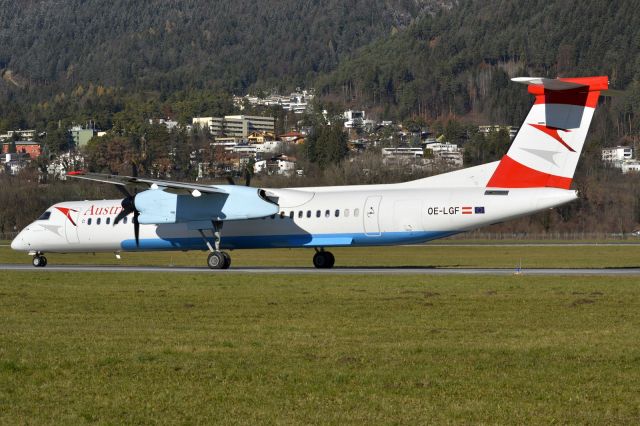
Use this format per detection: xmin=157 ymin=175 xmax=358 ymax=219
xmin=460 ymin=206 xmax=485 ymax=215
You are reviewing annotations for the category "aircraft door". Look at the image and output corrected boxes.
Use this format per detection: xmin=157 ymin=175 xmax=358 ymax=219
xmin=363 ymin=196 xmax=382 ymax=236
xmin=64 ymin=210 xmax=80 ymax=243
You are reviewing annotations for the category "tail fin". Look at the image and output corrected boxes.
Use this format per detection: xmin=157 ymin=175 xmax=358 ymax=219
xmin=486 ymin=76 xmax=608 ymax=189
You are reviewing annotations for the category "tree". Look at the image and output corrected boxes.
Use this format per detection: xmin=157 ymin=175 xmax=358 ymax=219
xmin=305 ymin=122 xmax=349 ymax=167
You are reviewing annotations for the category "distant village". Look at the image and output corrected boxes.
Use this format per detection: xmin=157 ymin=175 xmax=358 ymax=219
xmin=2 ymin=87 xmax=637 ymax=179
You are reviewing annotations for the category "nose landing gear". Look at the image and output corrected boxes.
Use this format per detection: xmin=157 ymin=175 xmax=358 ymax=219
xmin=32 ymin=254 xmax=47 ymax=267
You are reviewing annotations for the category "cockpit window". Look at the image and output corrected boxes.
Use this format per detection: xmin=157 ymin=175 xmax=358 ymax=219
xmin=37 ymin=211 xmax=51 ymax=221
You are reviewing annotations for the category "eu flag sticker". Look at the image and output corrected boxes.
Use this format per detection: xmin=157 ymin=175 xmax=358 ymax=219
xmin=475 ymin=206 xmax=485 ymax=214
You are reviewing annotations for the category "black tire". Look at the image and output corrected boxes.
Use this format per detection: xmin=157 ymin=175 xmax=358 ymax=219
xmin=32 ymin=256 xmax=42 ymax=268
xmin=313 ymin=251 xmax=332 ymax=269
xmin=207 ymin=251 xmax=225 ymax=269
xmin=324 ymin=251 xmax=335 ymax=268
xmin=221 ymin=251 xmax=231 ymax=270
xmin=40 ymin=256 xmax=48 ymax=267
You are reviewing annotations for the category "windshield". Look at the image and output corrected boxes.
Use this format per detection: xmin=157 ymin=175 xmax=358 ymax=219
xmin=37 ymin=211 xmax=51 ymax=221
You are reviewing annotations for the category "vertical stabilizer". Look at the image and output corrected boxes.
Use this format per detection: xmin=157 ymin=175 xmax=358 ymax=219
xmin=487 ymin=76 xmax=608 ymax=189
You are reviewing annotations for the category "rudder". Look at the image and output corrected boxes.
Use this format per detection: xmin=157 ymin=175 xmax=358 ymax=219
xmin=487 ymin=76 xmax=608 ymax=189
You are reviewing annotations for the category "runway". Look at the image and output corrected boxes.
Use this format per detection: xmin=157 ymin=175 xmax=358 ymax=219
xmin=2 ymin=264 xmax=640 ymax=275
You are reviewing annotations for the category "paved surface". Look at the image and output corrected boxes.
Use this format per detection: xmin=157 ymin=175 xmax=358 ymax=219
xmin=2 ymin=264 xmax=640 ymax=275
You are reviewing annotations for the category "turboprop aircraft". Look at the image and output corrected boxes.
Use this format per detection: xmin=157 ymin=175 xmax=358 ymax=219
xmin=11 ymin=76 xmax=609 ymax=269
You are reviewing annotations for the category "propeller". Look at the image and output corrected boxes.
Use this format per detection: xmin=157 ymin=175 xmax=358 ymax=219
xmin=225 ymin=166 xmax=252 ymax=187
xmin=113 ymin=185 xmax=140 ymax=247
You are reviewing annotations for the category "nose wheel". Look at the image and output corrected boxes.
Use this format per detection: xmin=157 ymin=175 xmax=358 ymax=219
xmin=32 ymin=254 xmax=47 ymax=268
xmin=313 ymin=250 xmax=335 ymax=269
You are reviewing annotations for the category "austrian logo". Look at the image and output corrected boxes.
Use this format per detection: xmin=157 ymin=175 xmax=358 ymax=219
xmin=529 ymin=123 xmax=575 ymax=152
xmin=55 ymin=207 xmax=79 ymax=226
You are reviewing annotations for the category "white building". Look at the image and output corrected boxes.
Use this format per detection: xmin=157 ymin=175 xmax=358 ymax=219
xmin=343 ymin=110 xmax=365 ymax=128
xmin=228 ymin=145 xmax=257 ymax=156
xmin=253 ymin=160 xmax=267 ymax=174
xmin=0 ymin=129 xmax=36 ymax=142
xmin=276 ymin=159 xmax=296 ymax=176
xmin=255 ymin=141 xmax=282 ymax=154
xmin=193 ymin=115 xmax=274 ymax=138
xmin=381 ymin=147 xmax=424 ymax=158
xmin=478 ymin=125 xmax=519 ymax=140
xmin=602 ymin=146 xmax=633 ymax=162
xmin=234 ymin=89 xmax=314 ymax=114
xmin=149 ymin=118 xmax=179 ymax=130
xmin=621 ymin=161 xmax=640 ymax=174
xmin=425 ymin=142 xmax=464 ymax=167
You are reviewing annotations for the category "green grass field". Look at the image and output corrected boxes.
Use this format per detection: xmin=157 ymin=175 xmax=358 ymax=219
xmin=2 ymin=271 xmax=640 ymax=424
xmin=2 ymin=242 xmax=640 ymax=269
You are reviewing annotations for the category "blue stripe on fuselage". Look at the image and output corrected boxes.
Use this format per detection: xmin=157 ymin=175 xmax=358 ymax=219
xmin=120 ymin=231 xmax=458 ymax=251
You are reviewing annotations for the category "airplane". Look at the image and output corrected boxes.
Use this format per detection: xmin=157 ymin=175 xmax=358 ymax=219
xmin=11 ymin=76 xmax=609 ymax=269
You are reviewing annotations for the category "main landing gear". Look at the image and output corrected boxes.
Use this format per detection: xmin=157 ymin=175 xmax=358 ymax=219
xmin=207 ymin=251 xmax=231 ymax=270
xmin=313 ymin=249 xmax=335 ymax=269
xmin=32 ymin=253 xmax=47 ymax=267
xmin=199 ymin=221 xmax=231 ymax=270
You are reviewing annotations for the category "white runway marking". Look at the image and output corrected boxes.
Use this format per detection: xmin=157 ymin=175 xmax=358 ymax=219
xmin=1 ymin=264 xmax=640 ymax=275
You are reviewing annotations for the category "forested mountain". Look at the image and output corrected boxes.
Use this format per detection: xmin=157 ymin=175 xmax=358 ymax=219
xmin=0 ymin=0 xmax=447 ymax=97
xmin=320 ymin=0 xmax=640 ymax=129
xmin=1 ymin=0 xmax=639 ymax=146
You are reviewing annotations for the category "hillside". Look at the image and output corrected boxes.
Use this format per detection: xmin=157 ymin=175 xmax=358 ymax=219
xmin=320 ymin=0 xmax=640 ymax=130
xmin=0 ymin=0 xmax=638 ymax=151
xmin=0 ymin=0 xmax=449 ymax=97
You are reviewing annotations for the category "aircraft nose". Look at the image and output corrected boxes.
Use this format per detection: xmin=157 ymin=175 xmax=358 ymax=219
xmin=10 ymin=232 xmax=29 ymax=251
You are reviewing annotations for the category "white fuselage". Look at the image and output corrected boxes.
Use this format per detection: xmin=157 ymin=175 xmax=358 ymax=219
xmin=11 ymin=184 xmax=577 ymax=253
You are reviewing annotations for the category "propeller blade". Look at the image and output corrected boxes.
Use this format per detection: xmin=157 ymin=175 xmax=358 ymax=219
xmin=244 ymin=170 xmax=251 ymax=187
xmin=133 ymin=211 xmax=140 ymax=247
xmin=113 ymin=208 xmax=130 ymax=225
xmin=115 ymin=185 xmax=132 ymax=199
xmin=114 ymin=195 xmax=135 ymax=225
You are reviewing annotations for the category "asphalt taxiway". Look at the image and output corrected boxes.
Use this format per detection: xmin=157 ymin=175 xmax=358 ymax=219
xmin=1 ymin=264 xmax=640 ymax=275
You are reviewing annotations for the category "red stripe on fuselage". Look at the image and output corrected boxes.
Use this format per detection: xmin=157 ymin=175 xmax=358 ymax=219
xmin=486 ymin=155 xmax=572 ymax=189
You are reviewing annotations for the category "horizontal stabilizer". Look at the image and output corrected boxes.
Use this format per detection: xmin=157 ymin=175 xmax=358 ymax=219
xmin=511 ymin=76 xmax=609 ymax=91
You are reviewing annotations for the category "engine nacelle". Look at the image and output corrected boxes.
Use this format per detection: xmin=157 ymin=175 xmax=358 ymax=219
xmin=134 ymin=185 xmax=278 ymax=224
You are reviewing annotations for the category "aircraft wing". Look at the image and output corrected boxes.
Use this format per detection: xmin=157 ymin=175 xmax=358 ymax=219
xmin=67 ymin=172 xmax=228 ymax=195
xmin=66 ymin=171 xmax=279 ymax=224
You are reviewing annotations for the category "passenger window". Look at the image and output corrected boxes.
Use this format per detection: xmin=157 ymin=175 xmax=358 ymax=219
xmin=298 ymin=211 xmax=303 ymax=218
xmin=88 ymin=218 xmax=92 ymax=225
xmin=289 ymin=211 xmax=294 ymax=219
xmin=345 ymin=209 xmax=350 ymax=217
xmin=96 ymin=217 xmax=101 ymax=225
xmin=306 ymin=210 xmax=311 ymax=218
xmin=316 ymin=210 xmax=321 ymax=218
xmin=335 ymin=209 xmax=340 ymax=217
xmin=354 ymin=208 xmax=360 ymax=217
xmin=106 ymin=217 xmax=111 ymax=225
xmin=37 ymin=211 xmax=51 ymax=220
xmin=325 ymin=210 xmax=330 ymax=218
